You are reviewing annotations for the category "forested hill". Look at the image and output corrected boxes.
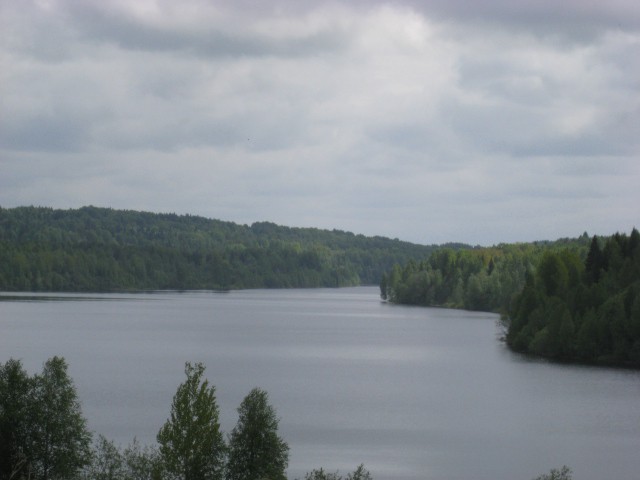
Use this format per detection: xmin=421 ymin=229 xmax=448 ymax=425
xmin=380 ymin=234 xmax=593 ymax=313
xmin=0 ymin=206 xmax=451 ymax=291
xmin=507 ymin=230 xmax=640 ymax=367
xmin=381 ymin=229 xmax=640 ymax=368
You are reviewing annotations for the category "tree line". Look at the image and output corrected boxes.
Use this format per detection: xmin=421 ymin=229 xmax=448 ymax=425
xmin=0 ymin=206 xmax=446 ymax=291
xmin=380 ymin=234 xmax=591 ymax=313
xmin=381 ymin=229 xmax=640 ymax=368
xmin=507 ymin=230 xmax=640 ymax=366
xmin=0 ymin=357 xmax=371 ymax=480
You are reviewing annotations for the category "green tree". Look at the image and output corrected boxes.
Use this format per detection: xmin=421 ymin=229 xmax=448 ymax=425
xmin=585 ymin=235 xmax=604 ymax=284
xmin=30 ymin=356 xmax=93 ymax=480
xmin=83 ymin=435 xmax=125 ymax=480
xmin=82 ymin=436 xmax=162 ymax=480
xmin=0 ymin=357 xmax=92 ymax=480
xmin=122 ymin=438 xmax=163 ymax=480
xmin=0 ymin=359 xmax=33 ymax=479
xmin=303 ymin=469 xmax=341 ymax=480
xmin=226 ymin=388 xmax=289 ymax=480
xmin=157 ymin=362 xmax=226 ymax=480
xmin=532 ymin=465 xmax=572 ymax=480
xmin=1 ymin=205 xmax=437 ymax=291
xmin=301 ymin=465 xmax=372 ymax=480
xmin=346 ymin=464 xmax=372 ymax=480
xmin=536 ymin=251 xmax=569 ymax=298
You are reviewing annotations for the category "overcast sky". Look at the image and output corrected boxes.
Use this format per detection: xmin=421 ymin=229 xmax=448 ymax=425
xmin=1 ymin=0 xmax=638 ymax=245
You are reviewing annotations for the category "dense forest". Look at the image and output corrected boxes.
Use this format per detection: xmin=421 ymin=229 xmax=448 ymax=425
xmin=0 ymin=206 xmax=452 ymax=291
xmin=381 ymin=229 xmax=640 ymax=368
xmin=380 ymin=235 xmax=591 ymax=313
xmin=507 ymin=230 xmax=640 ymax=367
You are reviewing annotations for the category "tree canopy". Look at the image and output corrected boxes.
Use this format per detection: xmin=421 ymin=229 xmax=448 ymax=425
xmin=299 ymin=465 xmax=372 ymax=480
xmin=0 ymin=206 xmax=443 ymax=291
xmin=382 ymin=229 xmax=640 ymax=368
xmin=156 ymin=362 xmax=226 ymax=480
xmin=0 ymin=357 xmax=92 ymax=480
xmin=2 ymin=356 xmax=580 ymax=479
xmin=226 ymin=388 xmax=289 ymax=480
xmin=380 ymin=234 xmax=591 ymax=314
xmin=507 ymin=229 xmax=640 ymax=367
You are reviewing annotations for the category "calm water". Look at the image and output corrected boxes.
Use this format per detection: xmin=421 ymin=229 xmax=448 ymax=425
xmin=1 ymin=287 xmax=639 ymax=480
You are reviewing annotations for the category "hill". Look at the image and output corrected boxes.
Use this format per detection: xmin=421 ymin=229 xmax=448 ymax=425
xmin=380 ymin=234 xmax=592 ymax=313
xmin=507 ymin=230 xmax=640 ymax=367
xmin=381 ymin=229 xmax=640 ymax=367
xmin=0 ymin=206 xmax=452 ymax=291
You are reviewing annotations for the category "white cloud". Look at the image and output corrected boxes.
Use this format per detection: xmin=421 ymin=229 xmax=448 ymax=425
xmin=1 ymin=0 xmax=638 ymax=244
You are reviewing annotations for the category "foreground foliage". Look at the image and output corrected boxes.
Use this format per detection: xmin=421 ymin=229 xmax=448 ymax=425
xmin=532 ymin=466 xmax=573 ymax=480
xmin=156 ymin=363 xmax=226 ymax=480
xmin=299 ymin=465 xmax=372 ymax=480
xmin=0 ymin=206 xmax=441 ymax=291
xmin=82 ymin=436 xmax=161 ymax=480
xmin=0 ymin=357 xmax=92 ymax=480
xmin=2 ymin=357 xmax=576 ymax=479
xmin=227 ymin=388 xmax=289 ymax=480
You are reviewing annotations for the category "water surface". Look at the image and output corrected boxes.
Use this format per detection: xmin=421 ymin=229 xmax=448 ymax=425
xmin=1 ymin=287 xmax=639 ymax=479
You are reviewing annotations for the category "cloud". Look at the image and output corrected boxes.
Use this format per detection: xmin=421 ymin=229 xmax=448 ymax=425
xmin=404 ymin=0 xmax=640 ymax=41
xmin=0 ymin=0 xmax=638 ymax=245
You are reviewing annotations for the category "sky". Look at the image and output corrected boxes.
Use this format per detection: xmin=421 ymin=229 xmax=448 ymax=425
xmin=1 ymin=0 xmax=639 ymax=246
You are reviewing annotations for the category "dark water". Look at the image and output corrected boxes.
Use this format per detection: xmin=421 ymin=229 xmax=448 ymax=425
xmin=1 ymin=287 xmax=639 ymax=480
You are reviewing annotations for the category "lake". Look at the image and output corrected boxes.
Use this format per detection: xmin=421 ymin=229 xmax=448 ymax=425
xmin=1 ymin=287 xmax=639 ymax=479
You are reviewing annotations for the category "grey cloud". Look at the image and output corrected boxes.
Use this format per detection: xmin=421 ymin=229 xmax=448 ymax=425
xmin=98 ymin=110 xmax=307 ymax=153
xmin=402 ymin=0 xmax=640 ymax=42
xmin=1 ymin=0 xmax=638 ymax=245
xmin=441 ymin=100 xmax=547 ymax=155
xmin=513 ymin=129 xmax=638 ymax=158
xmin=366 ymin=123 xmax=442 ymax=154
xmin=62 ymin=2 xmax=350 ymax=59
xmin=0 ymin=115 xmax=85 ymax=152
xmin=456 ymin=58 xmax=554 ymax=107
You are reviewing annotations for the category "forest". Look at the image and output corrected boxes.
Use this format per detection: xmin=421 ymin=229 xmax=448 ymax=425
xmin=0 ymin=206 xmax=450 ymax=292
xmin=381 ymin=229 xmax=640 ymax=368
xmin=507 ymin=230 xmax=640 ymax=366
xmin=379 ymin=234 xmax=592 ymax=313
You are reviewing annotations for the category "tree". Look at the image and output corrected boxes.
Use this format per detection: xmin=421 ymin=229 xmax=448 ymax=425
xmin=157 ymin=362 xmax=226 ymax=480
xmin=346 ymin=464 xmax=372 ymax=480
xmin=226 ymin=388 xmax=289 ymax=480
xmin=29 ymin=356 xmax=93 ymax=480
xmin=0 ymin=359 xmax=33 ymax=479
xmin=585 ymin=236 xmax=604 ymax=284
xmin=537 ymin=252 xmax=569 ymax=298
xmin=532 ymin=465 xmax=573 ymax=480
xmin=1 ymin=357 xmax=92 ymax=480
xmin=303 ymin=469 xmax=341 ymax=480
xmin=82 ymin=436 xmax=162 ymax=480
xmin=300 ymin=465 xmax=372 ymax=480
xmin=122 ymin=438 xmax=163 ymax=480
xmin=83 ymin=435 xmax=125 ymax=480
